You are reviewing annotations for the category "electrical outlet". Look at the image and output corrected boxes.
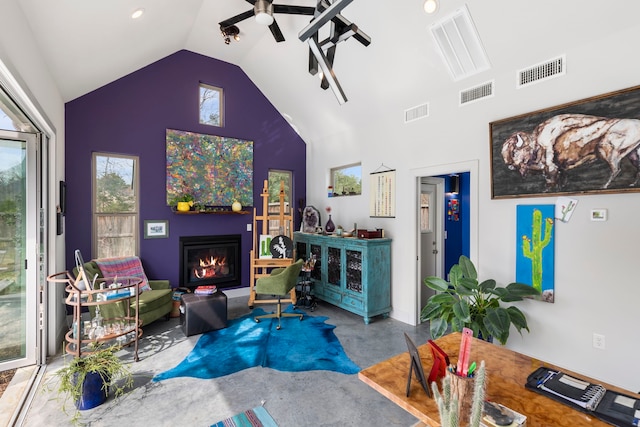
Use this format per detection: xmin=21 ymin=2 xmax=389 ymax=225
xmin=246 ymin=223 xmax=252 ymax=232
xmin=593 ymin=333 xmax=605 ymax=350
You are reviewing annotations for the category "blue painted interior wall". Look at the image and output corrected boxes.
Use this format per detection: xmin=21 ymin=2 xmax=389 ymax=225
xmin=440 ymin=172 xmax=470 ymax=273
xmin=64 ymin=50 xmax=307 ymax=289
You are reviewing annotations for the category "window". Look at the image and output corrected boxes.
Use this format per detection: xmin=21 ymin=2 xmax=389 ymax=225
xmin=331 ymin=163 xmax=361 ymax=196
xmin=93 ymin=153 xmax=139 ymax=258
xmin=267 ymin=170 xmax=292 ymax=235
xmin=199 ymin=84 xmax=223 ymax=127
xmin=420 ymin=193 xmax=431 ymax=232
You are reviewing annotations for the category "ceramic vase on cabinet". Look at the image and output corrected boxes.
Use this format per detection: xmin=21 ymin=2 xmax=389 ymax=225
xmin=325 ymin=215 xmax=335 ymax=232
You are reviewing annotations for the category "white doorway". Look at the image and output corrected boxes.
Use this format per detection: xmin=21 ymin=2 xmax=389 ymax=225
xmin=418 ymin=177 xmax=444 ymax=322
xmin=0 ymin=130 xmax=39 ymax=371
xmin=413 ymin=160 xmax=479 ymax=325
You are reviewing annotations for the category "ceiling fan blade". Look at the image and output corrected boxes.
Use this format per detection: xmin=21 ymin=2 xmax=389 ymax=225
xmin=219 ymin=9 xmax=255 ymax=28
xmin=268 ymin=20 xmax=285 ymax=42
xmin=273 ymin=5 xmax=316 ymax=16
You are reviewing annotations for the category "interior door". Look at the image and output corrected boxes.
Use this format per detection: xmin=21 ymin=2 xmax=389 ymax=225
xmin=0 ymin=130 xmax=38 ymax=370
xmin=418 ymin=177 xmax=444 ymax=322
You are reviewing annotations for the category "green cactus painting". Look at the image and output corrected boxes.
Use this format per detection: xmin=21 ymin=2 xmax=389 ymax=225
xmin=516 ymin=205 xmax=555 ymax=302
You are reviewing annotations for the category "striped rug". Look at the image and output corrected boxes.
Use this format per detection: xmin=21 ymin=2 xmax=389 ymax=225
xmin=211 ymin=406 xmax=278 ymax=427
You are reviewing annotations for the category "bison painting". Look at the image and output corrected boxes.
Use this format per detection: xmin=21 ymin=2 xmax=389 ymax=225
xmin=501 ymin=113 xmax=640 ymax=192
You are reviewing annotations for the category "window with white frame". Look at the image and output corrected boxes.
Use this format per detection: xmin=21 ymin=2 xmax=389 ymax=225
xmin=199 ymin=84 xmax=223 ymax=127
xmin=331 ymin=163 xmax=361 ymax=196
xmin=92 ymin=153 xmax=139 ymax=258
xmin=267 ymin=169 xmax=292 ymax=234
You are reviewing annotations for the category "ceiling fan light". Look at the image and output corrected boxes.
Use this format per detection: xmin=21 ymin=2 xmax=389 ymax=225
xmin=424 ymin=0 xmax=439 ymax=14
xmin=254 ymin=0 xmax=274 ymax=25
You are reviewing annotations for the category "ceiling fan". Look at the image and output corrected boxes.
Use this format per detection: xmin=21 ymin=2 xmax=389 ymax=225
xmin=219 ymin=0 xmax=316 ymax=42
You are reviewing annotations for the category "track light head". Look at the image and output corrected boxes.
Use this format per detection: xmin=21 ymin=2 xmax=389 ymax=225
xmin=220 ymin=25 xmax=240 ymax=45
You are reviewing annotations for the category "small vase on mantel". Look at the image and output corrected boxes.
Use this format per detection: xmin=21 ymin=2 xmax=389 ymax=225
xmin=325 ymin=215 xmax=336 ymax=233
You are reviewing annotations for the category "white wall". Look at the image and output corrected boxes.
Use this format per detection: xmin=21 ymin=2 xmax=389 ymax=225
xmin=0 ymin=0 xmax=66 ymax=355
xmin=305 ymin=8 xmax=640 ymax=392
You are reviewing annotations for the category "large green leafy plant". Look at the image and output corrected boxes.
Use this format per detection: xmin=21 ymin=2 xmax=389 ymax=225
xmin=420 ymin=256 xmax=540 ymax=345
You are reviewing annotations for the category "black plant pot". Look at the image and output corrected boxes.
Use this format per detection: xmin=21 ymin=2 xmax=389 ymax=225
xmin=75 ymin=371 xmax=109 ymax=410
xmin=477 ymin=330 xmax=494 ymax=343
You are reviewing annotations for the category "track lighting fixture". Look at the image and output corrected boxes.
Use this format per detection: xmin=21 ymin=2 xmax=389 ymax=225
xmin=220 ymin=25 xmax=240 ymax=45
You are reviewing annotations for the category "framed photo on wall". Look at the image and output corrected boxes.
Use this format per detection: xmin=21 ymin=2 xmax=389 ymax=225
xmin=144 ymin=220 xmax=169 ymax=239
xmin=490 ymin=84 xmax=640 ymax=199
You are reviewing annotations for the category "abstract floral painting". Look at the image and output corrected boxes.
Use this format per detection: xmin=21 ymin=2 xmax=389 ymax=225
xmin=516 ymin=204 xmax=555 ymax=303
xmin=166 ymin=129 xmax=253 ymax=206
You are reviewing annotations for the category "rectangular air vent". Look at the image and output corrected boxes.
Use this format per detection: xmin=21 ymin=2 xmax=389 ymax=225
xmin=404 ymin=102 xmax=429 ymax=123
xmin=431 ymin=5 xmax=491 ymax=81
xmin=460 ymin=80 xmax=494 ymax=106
xmin=517 ymin=55 xmax=566 ymax=88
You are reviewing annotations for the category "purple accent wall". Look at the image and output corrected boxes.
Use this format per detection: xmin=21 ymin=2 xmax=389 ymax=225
xmin=65 ymin=50 xmax=306 ymax=289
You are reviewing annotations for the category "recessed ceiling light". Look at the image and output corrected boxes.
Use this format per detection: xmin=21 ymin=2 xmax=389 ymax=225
xmin=131 ymin=8 xmax=145 ymax=19
xmin=424 ymin=0 xmax=438 ymax=14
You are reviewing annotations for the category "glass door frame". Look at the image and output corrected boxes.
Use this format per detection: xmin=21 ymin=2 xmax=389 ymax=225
xmin=0 ymin=130 xmax=39 ymax=371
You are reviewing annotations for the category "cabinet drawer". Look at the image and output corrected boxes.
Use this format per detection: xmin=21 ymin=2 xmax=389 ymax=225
xmin=322 ymin=287 xmax=342 ymax=304
xmin=342 ymin=295 xmax=364 ymax=311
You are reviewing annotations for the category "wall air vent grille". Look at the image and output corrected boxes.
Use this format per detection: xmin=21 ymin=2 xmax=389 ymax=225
xmin=460 ymin=80 xmax=494 ymax=106
xmin=518 ymin=55 xmax=566 ymax=88
xmin=404 ymin=103 xmax=429 ymax=123
xmin=431 ymin=5 xmax=491 ymax=81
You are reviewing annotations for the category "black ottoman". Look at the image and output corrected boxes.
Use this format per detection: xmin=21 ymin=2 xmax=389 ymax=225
xmin=180 ymin=292 xmax=228 ymax=336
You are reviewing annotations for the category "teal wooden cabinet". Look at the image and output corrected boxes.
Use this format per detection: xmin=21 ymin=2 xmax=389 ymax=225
xmin=293 ymin=232 xmax=391 ymax=324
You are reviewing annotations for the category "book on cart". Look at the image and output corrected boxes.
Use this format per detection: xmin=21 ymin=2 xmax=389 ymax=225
xmin=194 ymin=285 xmax=217 ymax=295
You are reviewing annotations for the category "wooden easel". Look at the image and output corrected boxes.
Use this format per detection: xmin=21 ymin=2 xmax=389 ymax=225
xmin=248 ymin=179 xmax=296 ymax=307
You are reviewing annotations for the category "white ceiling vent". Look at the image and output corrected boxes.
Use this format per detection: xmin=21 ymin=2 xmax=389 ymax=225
xmin=404 ymin=102 xmax=429 ymax=123
xmin=460 ymin=80 xmax=494 ymax=106
xmin=431 ymin=5 xmax=491 ymax=81
xmin=517 ymin=55 xmax=566 ymax=88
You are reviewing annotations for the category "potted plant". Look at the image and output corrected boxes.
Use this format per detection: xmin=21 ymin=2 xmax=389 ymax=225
xmin=170 ymin=193 xmax=195 ymax=212
xmin=48 ymin=344 xmax=133 ymax=424
xmin=420 ymin=255 xmax=540 ymax=345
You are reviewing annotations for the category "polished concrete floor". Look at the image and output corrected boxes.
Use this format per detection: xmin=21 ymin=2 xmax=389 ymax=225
xmin=17 ymin=296 xmax=431 ymax=426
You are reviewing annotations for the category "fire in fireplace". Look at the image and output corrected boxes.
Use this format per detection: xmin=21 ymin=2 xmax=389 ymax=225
xmin=179 ymin=234 xmax=241 ymax=290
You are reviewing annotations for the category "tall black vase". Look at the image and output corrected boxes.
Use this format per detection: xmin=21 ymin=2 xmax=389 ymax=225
xmin=325 ymin=215 xmax=335 ymax=232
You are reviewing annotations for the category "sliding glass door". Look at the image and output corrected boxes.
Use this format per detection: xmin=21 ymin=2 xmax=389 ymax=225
xmin=0 ymin=130 xmax=37 ymax=370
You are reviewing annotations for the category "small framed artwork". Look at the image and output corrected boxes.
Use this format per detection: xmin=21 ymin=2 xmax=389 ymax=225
xmin=259 ymin=235 xmax=273 ymax=258
xmin=144 ymin=220 xmax=169 ymax=239
xmin=590 ymin=209 xmax=607 ymax=221
xmin=370 ymin=168 xmax=396 ymax=218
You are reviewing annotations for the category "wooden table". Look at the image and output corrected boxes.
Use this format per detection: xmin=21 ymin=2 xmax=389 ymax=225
xmin=359 ymin=332 xmax=638 ymax=427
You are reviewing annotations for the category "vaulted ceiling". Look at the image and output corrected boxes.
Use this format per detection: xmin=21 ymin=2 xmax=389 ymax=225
xmin=16 ymin=0 xmax=640 ymax=142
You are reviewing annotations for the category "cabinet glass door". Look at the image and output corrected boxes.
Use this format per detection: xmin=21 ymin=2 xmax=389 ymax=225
xmin=327 ymin=246 xmax=341 ymax=286
xmin=346 ymin=249 xmax=363 ymax=293
xmin=295 ymin=242 xmax=307 ymax=261
xmin=310 ymin=244 xmax=322 ymax=281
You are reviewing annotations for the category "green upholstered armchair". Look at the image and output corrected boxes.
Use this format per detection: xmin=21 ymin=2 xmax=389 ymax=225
xmin=254 ymin=259 xmax=304 ymax=330
xmin=74 ymin=259 xmax=173 ymax=327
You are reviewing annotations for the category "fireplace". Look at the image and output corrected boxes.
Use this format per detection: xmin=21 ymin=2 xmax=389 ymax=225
xmin=179 ymin=234 xmax=241 ymax=290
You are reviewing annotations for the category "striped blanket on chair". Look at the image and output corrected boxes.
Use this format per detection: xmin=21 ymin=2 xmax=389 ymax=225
xmin=95 ymin=256 xmax=152 ymax=291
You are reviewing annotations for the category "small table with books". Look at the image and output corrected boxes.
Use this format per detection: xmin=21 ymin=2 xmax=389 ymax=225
xmin=180 ymin=286 xmax=227 ymax=336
